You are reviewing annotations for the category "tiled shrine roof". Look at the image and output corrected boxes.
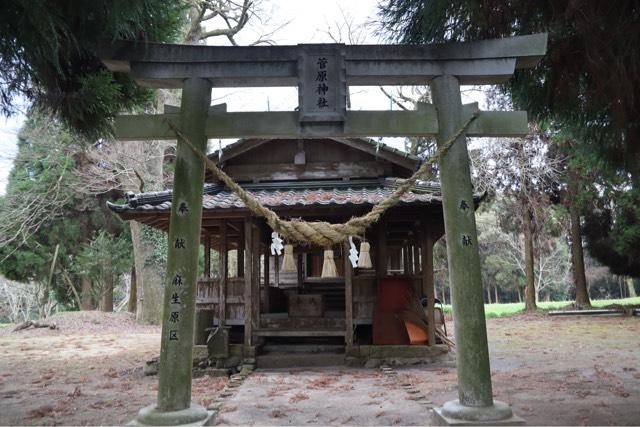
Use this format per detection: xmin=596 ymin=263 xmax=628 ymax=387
xmin=107 ymin=178 xmax=451 ymax=215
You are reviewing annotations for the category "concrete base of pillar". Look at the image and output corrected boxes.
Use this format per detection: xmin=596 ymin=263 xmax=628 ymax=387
xmin=434 ymin=400 xmax=524 ymax=425
xmin=131 ymin=403 xmax=215 ymax=426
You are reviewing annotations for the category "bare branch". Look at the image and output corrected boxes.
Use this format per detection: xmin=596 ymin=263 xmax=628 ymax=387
xmin=198 ymin=0 xmax=251 ymax=41
xmin=379 ymin=87 xmax=410 ymax=111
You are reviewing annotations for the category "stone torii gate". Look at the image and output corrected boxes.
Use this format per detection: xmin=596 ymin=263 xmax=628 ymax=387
xmin=100 ymin=33 xmax=547 ymax=425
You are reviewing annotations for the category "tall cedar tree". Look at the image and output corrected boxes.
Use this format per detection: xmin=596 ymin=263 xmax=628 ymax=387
xmin=378 ymin=0 xmax=640 ymax=282
xmin=0 ymin=112 xmax=130 ymax=310
xmin=0 ymin=0 xmax=186 ymax=138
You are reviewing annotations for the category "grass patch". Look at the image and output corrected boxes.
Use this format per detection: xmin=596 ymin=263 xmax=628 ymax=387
xmin=590 ymin=297 xmax=640 ymax=307
xmin=442 ymin=297 xmax=640 ymax=318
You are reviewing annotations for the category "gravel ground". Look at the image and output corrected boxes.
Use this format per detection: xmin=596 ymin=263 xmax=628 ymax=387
xmin=0 ymin=310 xmax=159 ymax=337
xmin=1 ymin=311 xmax=638 ymax=425
xmin=398 ymin=314 xmax=640 ymax=426
xmin=0 ymin=311 xmax=227 ymax=426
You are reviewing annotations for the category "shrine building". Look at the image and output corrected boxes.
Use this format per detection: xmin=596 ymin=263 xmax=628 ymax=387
xmin=109 ymin=135 xmax=479 ymax=365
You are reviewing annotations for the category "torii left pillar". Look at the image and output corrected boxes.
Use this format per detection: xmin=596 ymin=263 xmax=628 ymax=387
xmin=136 ymin=78 xmax=213 ymax=425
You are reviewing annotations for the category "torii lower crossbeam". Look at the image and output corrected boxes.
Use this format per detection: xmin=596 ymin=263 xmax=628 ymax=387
xmin=113 ymin=105 xmax=528 ymax=140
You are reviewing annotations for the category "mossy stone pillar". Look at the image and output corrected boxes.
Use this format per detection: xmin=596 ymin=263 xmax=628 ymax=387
xmin=431 ymin=75 xmax=515 ymax=423
xmin=136 ymin=77 xmax=212 ymax=426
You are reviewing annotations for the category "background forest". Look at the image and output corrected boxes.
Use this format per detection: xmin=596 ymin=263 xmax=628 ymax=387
xmin=0 ymin=0 xmax=638 ymax=324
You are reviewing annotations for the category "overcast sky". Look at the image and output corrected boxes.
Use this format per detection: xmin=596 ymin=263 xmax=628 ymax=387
xmin=0 ymin=0 xmax=486 ymax=195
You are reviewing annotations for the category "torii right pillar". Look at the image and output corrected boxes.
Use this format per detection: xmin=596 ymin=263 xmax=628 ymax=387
xmin=431 ymin=75 xmax=522 ymax=424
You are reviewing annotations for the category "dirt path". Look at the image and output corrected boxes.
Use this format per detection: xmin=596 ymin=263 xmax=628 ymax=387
xmin=215 ymin=368 xmax=430 ymax=426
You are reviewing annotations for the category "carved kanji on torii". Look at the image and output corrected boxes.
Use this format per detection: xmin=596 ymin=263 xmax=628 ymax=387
xmin=100 ymin=33 xmax=547 ymax=425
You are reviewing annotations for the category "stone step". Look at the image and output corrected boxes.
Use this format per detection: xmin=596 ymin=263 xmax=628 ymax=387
xmin=256 ymin=352 xmax=345 ymax=369
xmin=254 ymin=329 xmax=345 ymax=337
xmin=262 ymin=344 xmax=345 ymax=354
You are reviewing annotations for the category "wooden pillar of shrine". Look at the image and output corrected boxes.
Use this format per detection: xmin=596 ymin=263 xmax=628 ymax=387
xmin=344 ymin=240 xmax=354 ymax=347
xmin=421 ymin=221 xmax=436 ymax=346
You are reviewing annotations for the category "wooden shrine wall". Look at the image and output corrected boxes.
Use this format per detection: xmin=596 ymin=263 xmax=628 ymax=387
xmin=196 ymin=277 xmax=245 ymax=325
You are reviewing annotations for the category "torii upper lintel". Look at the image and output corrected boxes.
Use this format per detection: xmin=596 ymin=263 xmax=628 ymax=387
xmin=101 ymin=33 xmax=547 ymax=88
xmin=102 ymin=34 xmax=547 ymax=140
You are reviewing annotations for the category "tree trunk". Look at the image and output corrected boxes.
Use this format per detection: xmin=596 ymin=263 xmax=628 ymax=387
xmin=523 ymin=208 xmax=537 ymax=311
xmin=517 ymin=139 xmax=538 ymax=312
xmin=128 ymin=264 xmax=137 ymax=313
xmin=619 ymin=276 xmax=624 ymax=298
xmin=81 ymin=277 xmax=93 ymax=310
xmin=628 ymin=133 xmax=640 ymax=190
xmin=568 ymin=172 xmax=591 ymax=308
xmin=626 ymin=276 xmax=638 ymax=298
xmin=101 ymin=280 xmax=114 ymax=312
xmin=101 ymin=256 xmax=114 ymax=312
xmin=98 ymin=210 xmax=115 ymax=313
xmin=494 ymin=285 xmax=499 ymax=303
xmin=486 ymin=287 xmax=491 ymax=304
xmin=125 ymin=136 xmax=167 ymax=325
xmin=79 ymin=210 xmax=93 ymax=310
xmin=516 ymin=287 xmax=522 ymax=303
xmin=38 ymin=282 xmax=50 ymax=319
xmin=130 ymin=220 xmax=165 ymax=324
xmin=569 ymin=206 xmax=591 ymax=308
xmin=39 ymin=243 xmax=60 ymax=319
xmin=60 ymin=270 xmax=83 ymax=309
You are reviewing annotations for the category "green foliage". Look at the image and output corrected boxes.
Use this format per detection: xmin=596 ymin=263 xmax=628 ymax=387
xmin=0 ymin=110 xmax=130 ymax=308
xmin=548 ymin=130 xmax=640 ymax=276
xmin=377 ymin=0 xmax=639 ymax=169
xmin=583 ymin=187 xmax=640 ymax=276
xmin=138 ymin=224 xmax=203 ymax=273
xmin=141 ymin=224 xmax=168 ymax=267
xmin=377 ymin=0 xmax=640 ymax=277
xmin=72 ymin=230 xmax=132 ymax=302
xmin=0 ymin=112 xmax=82 ymax=287
xmin=475 ymin=200 xmax=573 ymax=302
xmin=442 ymin=297 xmax=640 ymax=318
xmin=0 ymin=0 xmax=187 ymax=137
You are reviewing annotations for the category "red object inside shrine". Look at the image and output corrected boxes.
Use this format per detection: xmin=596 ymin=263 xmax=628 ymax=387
xmin=372 ymin=276 xmax=413 ymax=345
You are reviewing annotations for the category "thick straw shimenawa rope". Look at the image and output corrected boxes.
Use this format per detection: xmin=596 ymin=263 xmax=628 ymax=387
xmin=167 ymin=113 xmax=478 ymax=247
